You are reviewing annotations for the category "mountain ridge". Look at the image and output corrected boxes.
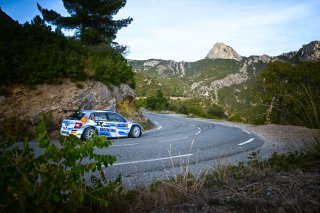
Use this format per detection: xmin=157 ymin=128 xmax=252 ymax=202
xmin=129 ymin=41 xmax=319 ymax=80
xmin=130 ymin=40 xmax=319 ymax=67
xmin=130 ymin=40 xmax=320 ymax=120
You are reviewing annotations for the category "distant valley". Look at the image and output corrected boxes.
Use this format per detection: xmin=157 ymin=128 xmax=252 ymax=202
xmin=130 ymin=41 xmax=320 ymax=121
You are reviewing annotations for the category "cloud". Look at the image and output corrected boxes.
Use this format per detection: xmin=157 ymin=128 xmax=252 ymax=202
xmin=3 ymin=0 xmax=318 ymax=61
xmin=116 ymin=0 xmax=320 ymax=61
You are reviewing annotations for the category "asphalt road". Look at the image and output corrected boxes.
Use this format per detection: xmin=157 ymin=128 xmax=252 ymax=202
xmin=99 ymin=112 xmax=264 ymax=188
xmin=15 ymin=112 xmax=264 ymax=189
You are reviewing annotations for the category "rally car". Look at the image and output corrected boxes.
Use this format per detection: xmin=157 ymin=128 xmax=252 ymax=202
xmin=60 ymin=110 xmax=142 ymax=140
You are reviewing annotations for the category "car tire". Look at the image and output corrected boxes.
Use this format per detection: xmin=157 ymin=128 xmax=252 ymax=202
xmin=129 ymin=125 xmax=141 ymax=138
xmin=81 ymin=127 xmax=96 ymax=141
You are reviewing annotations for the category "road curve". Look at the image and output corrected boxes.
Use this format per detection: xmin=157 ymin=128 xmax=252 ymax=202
xmin=99 ymin=112 xmax=264 ymax=188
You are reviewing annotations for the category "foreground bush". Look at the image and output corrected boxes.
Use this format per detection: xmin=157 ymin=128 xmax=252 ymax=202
xmin=0 ymin=115 xmax=120 ymax=211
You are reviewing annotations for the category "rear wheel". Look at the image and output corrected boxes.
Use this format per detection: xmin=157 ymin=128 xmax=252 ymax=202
xmin=129 ymin=125 xmax=141 ymax=138
xmin=81 ymin=127 xmax=96 ymax=141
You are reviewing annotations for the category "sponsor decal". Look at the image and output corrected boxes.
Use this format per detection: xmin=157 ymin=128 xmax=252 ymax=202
xmin=100 ymin=128 xmax=116 ymax=133
xmin=81 ymin=116 xmax=88 ymax=123
xmin=117 ymin=124 xmax=129 ymax=128
xmin=96 ymin=122 xmax=111 ymax=127
xmin=62 ymin=121 xmax=76 ymax=130
xmin=95 ymin=122 xmax=104 ymax=127
xmin=71 ymin=131 xmax=78 ymax=135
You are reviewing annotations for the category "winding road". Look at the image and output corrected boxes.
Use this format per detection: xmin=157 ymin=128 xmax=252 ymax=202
xmin=17 ymin=112 xmax=264 ymax=188
xmin=98 ymin=112 xmax=264 ymax=188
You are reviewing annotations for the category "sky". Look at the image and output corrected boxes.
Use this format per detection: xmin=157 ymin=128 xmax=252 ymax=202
xmin=1 ymin=0 xmax=320 ymax=62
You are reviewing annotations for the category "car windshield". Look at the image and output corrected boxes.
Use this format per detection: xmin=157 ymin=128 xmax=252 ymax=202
xmin=67 ymin=111 xmax=85 ymax=120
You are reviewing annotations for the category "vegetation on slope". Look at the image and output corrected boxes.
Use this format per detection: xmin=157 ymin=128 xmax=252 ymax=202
xmin=133 ymin=57 xmax=320 ymax=128
xmin=137 ymin=90 xmax=226 ymax=119
xmin=134 ymin=73 xmax=189 ymax=97
xmin=255 ymin=62 xmax=320 ymax=128
xmin=185 ymin=58 xmax=242 ymax=79
xmin=0 ymin=1 xmax=135 ymax=87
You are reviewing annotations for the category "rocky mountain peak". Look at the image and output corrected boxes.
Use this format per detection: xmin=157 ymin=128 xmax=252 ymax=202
xmin=206 ymin=42 xmax=242 ymax=61
xmin=298 ymin=40 xmax=320 ymax=62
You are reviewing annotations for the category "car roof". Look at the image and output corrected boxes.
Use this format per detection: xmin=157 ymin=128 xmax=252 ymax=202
xmin=82 ymin=109 xmax=113 ymax=113
xmin=80 ymin=110 xmax=115 ymax=115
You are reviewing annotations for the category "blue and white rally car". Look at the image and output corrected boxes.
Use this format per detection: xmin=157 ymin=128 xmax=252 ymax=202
xmin=60 ymin=110 xmax=142 ymax=140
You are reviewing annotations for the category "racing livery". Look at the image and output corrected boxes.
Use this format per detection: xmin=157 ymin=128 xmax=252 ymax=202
xmin=60 ymin=110 xmax=142 ymax=140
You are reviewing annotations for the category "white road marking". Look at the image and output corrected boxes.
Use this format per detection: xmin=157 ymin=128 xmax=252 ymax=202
xmin=112 ymin=143 xmax=139 ymax=147
xmin=238 ymin=138 xmax=255 ymax=146
xmin=195 ymin=127 xmax=201 ymax=135
xmin=242 ymin=130 xmax=251 ymax=134
xmin=110 ymin=153 xmax=194 ymax=166
xmin=153 ymin=121 xmax=162 ymax=129
xmin=159 ymin=137 xmax=188 ymax=143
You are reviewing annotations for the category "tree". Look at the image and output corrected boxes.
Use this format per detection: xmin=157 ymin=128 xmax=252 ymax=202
xmin=37 ymin=0 xmax=133 ymax=47
xmin=207 ymin=104 xmax=225 ymax=118
xmin=146 ymin=90 xmax=169 ymax=111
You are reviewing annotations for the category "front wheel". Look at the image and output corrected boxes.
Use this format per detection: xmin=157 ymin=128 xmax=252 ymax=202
xmin=129 ymin=125 xmax=141 ymax=138
xmin=81 ymin=127 xmax=96 ymax=141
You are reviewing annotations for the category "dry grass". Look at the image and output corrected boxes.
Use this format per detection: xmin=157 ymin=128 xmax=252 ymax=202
xmin=100 ymin=156 xmax=320 ymax=212
xmin=89 ymin=110 xmax=320 ymax=212
xmin=98 ymin=136 xmax=320 ymax=212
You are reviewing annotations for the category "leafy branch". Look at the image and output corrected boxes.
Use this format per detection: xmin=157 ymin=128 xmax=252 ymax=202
xmin=0 ymin=114 xmax=120 ymax=211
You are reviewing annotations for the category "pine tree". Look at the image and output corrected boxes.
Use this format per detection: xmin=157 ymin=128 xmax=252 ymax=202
xmin=37 ymin=0 xmax=132 ymax=47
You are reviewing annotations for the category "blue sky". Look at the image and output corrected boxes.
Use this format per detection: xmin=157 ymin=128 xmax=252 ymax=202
xmin=1 ymin=0 xmax=319 ymax=61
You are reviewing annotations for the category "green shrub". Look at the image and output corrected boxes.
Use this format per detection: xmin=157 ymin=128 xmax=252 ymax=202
xmin=145 ymin=90 xmax=169 ymax=111
xmin=177 ymin=104 xmax=189 ymax=115
xmin=0 ymin=15 xmax=135 ymax=88
xmin=256 ymin=62 xmax=320 ymax=128
xmin=135 ymin=98 xmax=147 ymax=109
xmin=0 ymin=117 xmax=33 ymax=147
xmin=227 ymin=114 xmax=243 ymax=122
xmin=0 ymin=114 xmax=120 ymax=211
xmin=207 ymin=105 xmax=225 ymax=118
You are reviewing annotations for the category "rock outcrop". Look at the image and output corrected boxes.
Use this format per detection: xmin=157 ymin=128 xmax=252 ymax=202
xmin=0 ymin=80 xmax=135 ymax=136
xmin=191 ymin=60 xmax=250 ymax=101
xmin=280 ymin=41 xmax=320 ymax=62
xmin=206 ymin=42 xmax=242 ymax=61
xmin=298 ymin=41 xmax=320 ymax=61
xmin=141 ymin=59 xmax=189 ymax=77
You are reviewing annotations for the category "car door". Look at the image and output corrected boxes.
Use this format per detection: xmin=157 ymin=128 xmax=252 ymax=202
xmin=106 ymin=112 xmax=130 ymax=137
xmin=91 ymin=112 xmax=111 ymax=137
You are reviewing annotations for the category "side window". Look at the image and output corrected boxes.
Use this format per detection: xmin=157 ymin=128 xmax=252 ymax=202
xmin=90 ymin=112 xmax=107 ymax=121
xmin=107 ymin=113 xmax=126 ymax=122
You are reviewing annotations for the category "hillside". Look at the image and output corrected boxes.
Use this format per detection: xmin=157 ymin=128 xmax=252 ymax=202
xmin=0 ymin=9 xmax=138 ymax=141
xmin=0 ymin=8 xmax=135 ymax=87
xmin=130 ymin=41 xmax=320 ymax=122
